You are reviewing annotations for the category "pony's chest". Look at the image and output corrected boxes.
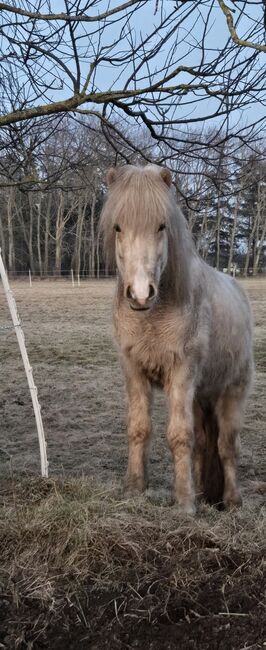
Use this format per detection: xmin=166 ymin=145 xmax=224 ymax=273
xmin=129 ymin=331 xmax=170 ymax=384
xmin=116 ymin=310 xmax=184 ymax=386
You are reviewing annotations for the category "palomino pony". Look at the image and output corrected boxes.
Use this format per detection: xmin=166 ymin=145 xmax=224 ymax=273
xmin=100 ymin=164 xmax=253 ymax=514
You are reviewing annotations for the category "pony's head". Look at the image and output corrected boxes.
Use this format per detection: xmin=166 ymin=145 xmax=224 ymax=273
xmin=100 ymin=164 xmax=175 ymax=311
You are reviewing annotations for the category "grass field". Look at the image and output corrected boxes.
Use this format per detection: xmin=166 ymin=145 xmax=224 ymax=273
xmin=0 ymin=279 xmax=265 ymax=649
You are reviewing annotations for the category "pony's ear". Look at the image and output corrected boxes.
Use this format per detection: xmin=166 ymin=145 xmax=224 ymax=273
xmin=160 ymin=167 xmax=172 ymax=187
xmin=106 ymin=167 xmax=117 ymax=186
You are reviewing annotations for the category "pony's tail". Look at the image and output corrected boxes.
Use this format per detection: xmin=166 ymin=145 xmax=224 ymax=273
xmin=202 ymin=407 xmax=224 ymax=508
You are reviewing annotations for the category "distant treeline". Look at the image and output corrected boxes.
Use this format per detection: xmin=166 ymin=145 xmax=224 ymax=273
xmin=0 ymin=119 xmax=265 ymax=277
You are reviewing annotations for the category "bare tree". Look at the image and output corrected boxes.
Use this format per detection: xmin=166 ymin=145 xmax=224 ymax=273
xmin=0 ymin=0 xmax=266 ymax=178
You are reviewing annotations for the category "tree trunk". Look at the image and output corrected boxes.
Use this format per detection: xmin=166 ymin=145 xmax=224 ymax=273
xmin=216 ymin=196 xmax=222 ymax=271
xmin=244 ymin=208 xmax=260 ymax=277
xmin=28 ymin=193 xmax=35 ymax=273
xmin=36 ymin=199 xmax=43 ymax=276
xmin=90 ymin=192 xmax=96 ymax=277
xmin=197 ymin=208 xmax=208 ymax=258
xmin=44 ymin=193 xmax=52 ymax=276
xmin=96 ymin=230 xmax=100 ymax=278
xmin=253 ymin=184 xmax=266 ymax=276
xmin=227 ymin=194 xmax=240 ymax=273
xmin=7 ymin=189 xmax=15 ymax=274
xmin=253 ymin=212 xmax=266 ymax=275
xmin=55 ymin=192 xmax=64 ymax=275
xmin=74 ymin=194 xmax=87 ymax=276
xmin=187 ymin=207 xmax=197 ymax=233
xmin=82 ymin=221 xmax=88 ymax=275
xmin=0 ymin=214 xmax=6 ymax=267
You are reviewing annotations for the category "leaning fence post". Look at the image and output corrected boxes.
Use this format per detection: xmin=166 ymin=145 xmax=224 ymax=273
xmin=0 ymin=250 xmax=48 ymax=477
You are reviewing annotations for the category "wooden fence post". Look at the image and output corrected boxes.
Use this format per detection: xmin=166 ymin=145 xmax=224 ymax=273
xmin=0 ymin=250 xmax=48 ymax=477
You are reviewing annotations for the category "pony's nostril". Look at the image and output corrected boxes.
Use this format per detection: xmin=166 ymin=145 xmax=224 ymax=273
xmin=148 ymin=284 xmax=156 ymax=300
xmin=126 ymin=286 xmax=133 ymax=300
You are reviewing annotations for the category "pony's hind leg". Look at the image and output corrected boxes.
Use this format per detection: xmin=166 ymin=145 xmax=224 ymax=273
xmin=215 ymin=389 xmax=245 ymax=509
xmin=123 ymin=358 xmax=152 ymax=495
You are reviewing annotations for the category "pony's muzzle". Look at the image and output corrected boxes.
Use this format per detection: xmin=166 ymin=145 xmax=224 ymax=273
xmin=126 ymin=283 xmax=157 ymax=310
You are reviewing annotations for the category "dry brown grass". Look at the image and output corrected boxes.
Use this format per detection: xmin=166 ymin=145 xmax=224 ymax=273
xmin=0 ymin=278 xmax=265 ymax=649
xmin=0 ymin=476 xmax=265 ymax=649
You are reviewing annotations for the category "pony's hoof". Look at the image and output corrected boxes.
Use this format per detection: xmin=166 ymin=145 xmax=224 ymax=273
xmin=224 ymin=491 xmax=242 ymax=510
xmin=124 ymin=476 xmax=147 ymax=497
xmin=124 ymin=486 xmax=143 ymax=497
xmin=177 ymin=501 xmax=196 ymax=516
xmin=195 ymin=490 xmax=205 ymax=503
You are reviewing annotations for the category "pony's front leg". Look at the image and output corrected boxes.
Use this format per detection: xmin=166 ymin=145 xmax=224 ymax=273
xmin=123 ymin=359 xmax=152 ymax=495
xmin=165 ymin=371 xmax=195 ymax=514
xmin=193 ymin=401 xmax=206 ymax=499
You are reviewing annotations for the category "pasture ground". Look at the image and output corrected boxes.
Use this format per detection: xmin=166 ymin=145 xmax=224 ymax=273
xmin=0 ymin=278 xmax=265 ymax=649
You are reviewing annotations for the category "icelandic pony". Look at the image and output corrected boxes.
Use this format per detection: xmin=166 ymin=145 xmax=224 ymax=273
xmin=100 ymin=164 xmax=253 ymax=514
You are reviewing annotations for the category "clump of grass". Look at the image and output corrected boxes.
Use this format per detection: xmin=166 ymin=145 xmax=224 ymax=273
xmin=0 ymin=477 xmax=265 ymax=649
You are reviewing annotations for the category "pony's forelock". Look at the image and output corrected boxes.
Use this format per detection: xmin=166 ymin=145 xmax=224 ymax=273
xmin=99 ymin=165 xmax=177 ymax=265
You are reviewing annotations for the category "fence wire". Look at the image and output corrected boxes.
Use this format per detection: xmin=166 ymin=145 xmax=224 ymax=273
xmin=0 ymin=323 xmax=14 ymax=332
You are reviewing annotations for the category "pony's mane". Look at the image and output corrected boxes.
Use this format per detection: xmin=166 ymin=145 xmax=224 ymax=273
xmin=99 ymin=164 xmax=195 ymax=301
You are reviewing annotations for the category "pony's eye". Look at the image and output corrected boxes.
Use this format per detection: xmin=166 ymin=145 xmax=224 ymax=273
xmin=114 ymin=224 xmax=121 ymax=233
xmin=158 ymin=223 xmax=166 ymax=232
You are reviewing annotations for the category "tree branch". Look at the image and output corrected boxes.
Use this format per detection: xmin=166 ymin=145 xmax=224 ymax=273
xmin=218 ymin=0 xmax=266 ymax=53
xmin=0 ymin=1 xmax=143 ymax=23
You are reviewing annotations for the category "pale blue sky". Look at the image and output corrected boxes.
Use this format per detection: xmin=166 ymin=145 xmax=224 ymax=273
xmin=57 ymin=0 xmax=266 ymax=129
xmin=1 ymin=1 xmax=265 ymax=132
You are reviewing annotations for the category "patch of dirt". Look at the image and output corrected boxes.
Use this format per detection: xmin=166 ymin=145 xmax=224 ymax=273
xmin=1 ymin=575 xmax=265 ymax=650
